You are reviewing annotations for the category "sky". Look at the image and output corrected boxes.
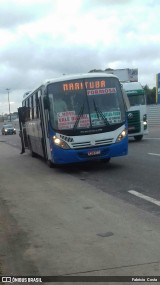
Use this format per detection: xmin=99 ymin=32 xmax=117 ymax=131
xmin=0 ymin=0 xmax=160 ymax=114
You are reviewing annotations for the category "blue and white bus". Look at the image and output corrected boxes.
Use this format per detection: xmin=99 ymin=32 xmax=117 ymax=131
xmin=18 ymin=73 xmax=128 ymax=167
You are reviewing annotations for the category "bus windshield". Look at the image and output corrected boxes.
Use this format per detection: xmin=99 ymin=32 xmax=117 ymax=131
xmin=47 ymin=77 xmax=125 ymax=133
xmin=128 ymin=94 xmax=146 ymax=106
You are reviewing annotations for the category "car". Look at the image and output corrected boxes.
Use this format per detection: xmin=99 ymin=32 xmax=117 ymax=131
xmin=1 ymin=124 xmax=16 ymax=135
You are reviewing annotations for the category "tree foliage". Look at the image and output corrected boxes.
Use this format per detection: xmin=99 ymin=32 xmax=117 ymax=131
xmin=89 ymin=69 xmax=104 ymax=73
xmin=143 ymin=85 xmax=156 ymax=104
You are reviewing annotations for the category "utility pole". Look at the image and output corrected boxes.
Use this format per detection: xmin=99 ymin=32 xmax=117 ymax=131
xmin=6 ymin=88 xmax=11 ymax=122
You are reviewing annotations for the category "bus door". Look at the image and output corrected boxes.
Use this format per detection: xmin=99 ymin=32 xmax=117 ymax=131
xmin=38 ymin=94 xmax=49 ymax=160
xmin=18 ymin=107 xmax=29 ymax=154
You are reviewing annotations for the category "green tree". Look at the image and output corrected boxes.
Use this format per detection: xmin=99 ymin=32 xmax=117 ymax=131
xmin=143 ymin=85 xmax=156 ymax=104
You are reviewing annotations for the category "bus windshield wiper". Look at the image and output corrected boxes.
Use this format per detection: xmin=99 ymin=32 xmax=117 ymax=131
xmin=93 ymin=99 xmax=110 ymax=126
xmin=73 ymin=104 xmax=85 ymax=130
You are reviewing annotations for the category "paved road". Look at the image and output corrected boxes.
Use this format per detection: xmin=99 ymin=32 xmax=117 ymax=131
xmin=1 ymin=126 xmax=159 ymax=217
xmin=0 ymin=126 xmax=160 ymax=284
xmin=61 ymin=126 xmax=160 ymax=217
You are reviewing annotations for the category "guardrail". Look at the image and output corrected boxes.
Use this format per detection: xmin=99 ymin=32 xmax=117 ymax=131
xmin=147 ymin=104 xmax=160 ymax=126
xmin=0 ymin=107 xmax=160 ymax=129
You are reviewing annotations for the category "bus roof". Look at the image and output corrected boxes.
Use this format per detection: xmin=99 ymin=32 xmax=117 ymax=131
xmin=22 ymin=73 xmax=119 ymax=101
xmin=44 ymin=72 xmax=118 ymax=85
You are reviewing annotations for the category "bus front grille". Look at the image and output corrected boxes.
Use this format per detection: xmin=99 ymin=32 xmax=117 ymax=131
xmin=95 ymin=138 xmax=113 ymax=145
xmin=71 ymin=138 xmax=114 ymax=149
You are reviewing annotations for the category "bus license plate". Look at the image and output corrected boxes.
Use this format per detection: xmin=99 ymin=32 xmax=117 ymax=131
xmin=88 ymin=150 xmax=101 ymax=156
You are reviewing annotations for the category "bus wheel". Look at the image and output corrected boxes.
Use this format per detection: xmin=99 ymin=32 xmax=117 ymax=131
xmin=101 ymin=158 xmax=111 ymax=163
xmin=47 ymin=160 xmax=55 ymax=168
xmin=30 ymin=147 xmax=37 ymax=157
xmin=31 ymin=151 xmax=37 ymax=157
xmin=134 ymin=135 xmax=143 ymax=141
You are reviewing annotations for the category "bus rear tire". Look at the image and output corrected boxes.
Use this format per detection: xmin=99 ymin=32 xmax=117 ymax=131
xmin=134 ymin=135 xmax=143 ymax=141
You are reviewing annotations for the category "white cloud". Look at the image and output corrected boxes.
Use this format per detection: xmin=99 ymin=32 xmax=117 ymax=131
xmin=0 ymin=0 xmax=159 ymax=113
xmin=0 ymin=0 xmax=54 ymax=28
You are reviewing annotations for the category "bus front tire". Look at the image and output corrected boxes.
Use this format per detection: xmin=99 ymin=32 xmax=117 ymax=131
xmin=31 ymin=151 xmax=37 ymax=157
xmin=30 ymin=147 xmax=37 ymax=157
xmin=101 ymin=158 xmax=111 ymax=163
xmin=47 ymin=160 xmax=55 ymax=168
xmin=134 ymin=135 xmax=143 ymax=141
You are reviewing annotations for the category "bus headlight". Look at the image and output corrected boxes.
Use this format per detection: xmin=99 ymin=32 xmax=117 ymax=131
xmin=53 ymin=136 xmax=70 ymax=149
xmin=116 ymin=129 xmax=127 ymax=142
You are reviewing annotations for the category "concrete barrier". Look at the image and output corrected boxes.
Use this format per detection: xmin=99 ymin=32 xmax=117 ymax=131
xmin=147 ymin=104 xmax=160 ymax=126
xmin=0 ymin=106 xmax=160 ymax=130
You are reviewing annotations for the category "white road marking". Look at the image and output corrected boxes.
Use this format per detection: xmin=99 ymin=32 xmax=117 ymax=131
xmin=128 ymin=190 xmax=160 ymax=207
xmin=144 ymin=138 xmax=160 ymax=140
xmin=148 ymin=153 xmax=160 ymax=156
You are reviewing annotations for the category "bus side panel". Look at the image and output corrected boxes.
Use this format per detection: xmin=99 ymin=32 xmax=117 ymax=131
xmin=29 ymin=136 xmax=44 ymax=157
xmin=26 ymin=119 xmax=44 ymax=157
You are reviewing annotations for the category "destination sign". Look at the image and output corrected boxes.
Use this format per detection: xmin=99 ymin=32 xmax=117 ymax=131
xmin=63 ymin=80 xmax=106 ymax=91
xmin=87 ymin=88 xmax=116 ymax=95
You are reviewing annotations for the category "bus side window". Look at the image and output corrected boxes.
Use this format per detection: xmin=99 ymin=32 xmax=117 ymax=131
xmin=33 ymin=93 xmax=37 ymax=119
xmin=36 ymin=91 xmax=41 ymax=118
xmin=29 ymin=97 xmax=32 ymax=120
xmin=34 ymin=92 xmax=37 ymax=119
xmin=26 ymin=98 xmax=29 ymax=108
xmin=32 ymin=95 xmax=34 ymax=119
xmin=26 ymin=98 xmax=30 ymax=120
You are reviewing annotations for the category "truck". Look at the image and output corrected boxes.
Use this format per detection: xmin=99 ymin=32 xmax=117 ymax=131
xmin=122 ymin=82 xmax=148 ymax=141
xmin=105 ymin=68 xmax=138 ymax=83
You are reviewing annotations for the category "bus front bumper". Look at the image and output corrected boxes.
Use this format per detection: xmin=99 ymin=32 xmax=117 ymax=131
xmin=51 ymin=137 xmax=128 ymax=165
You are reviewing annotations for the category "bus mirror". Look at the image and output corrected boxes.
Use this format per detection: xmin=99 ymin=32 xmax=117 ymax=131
xmin=43 ymin=97 xmax=50 ymax=109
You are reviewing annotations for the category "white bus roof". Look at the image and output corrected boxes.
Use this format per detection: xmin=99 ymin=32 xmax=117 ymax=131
xmin=44 ymin=72 xmax=118 ymax=85
xmin=122 ymin=82 xmax=143 ymax=91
